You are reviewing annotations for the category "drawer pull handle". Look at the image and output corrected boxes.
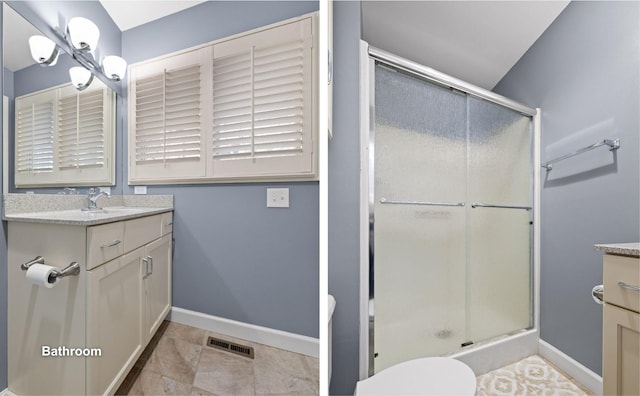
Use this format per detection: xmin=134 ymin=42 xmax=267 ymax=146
xmin=618 ymin=281 xmax=640 ymax=292
xmin=143 ymin=256 xmax=153 ymax=277
xmin=101 ymin=240 xmax=121 ymax=248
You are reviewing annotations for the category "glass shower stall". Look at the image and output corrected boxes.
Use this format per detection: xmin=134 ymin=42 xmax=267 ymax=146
xmin=364 ymin=46 xmax=538 ymax=374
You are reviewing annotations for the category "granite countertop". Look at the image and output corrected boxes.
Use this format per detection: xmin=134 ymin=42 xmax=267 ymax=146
xmin=4 ymin=207 xmax=172 ymax=226
xmin=594 ymin=243 xmax=640 ymax=258
xmin=3 ymin=194 xmax=173 ymax=226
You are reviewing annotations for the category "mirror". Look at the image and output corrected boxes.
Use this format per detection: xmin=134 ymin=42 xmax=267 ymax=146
xmin=3 ymin=3 xmax=116 ymax=190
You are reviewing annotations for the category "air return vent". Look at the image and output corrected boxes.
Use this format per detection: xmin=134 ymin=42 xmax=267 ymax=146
xmin=206 ymin=336 xmax=255 ymax=359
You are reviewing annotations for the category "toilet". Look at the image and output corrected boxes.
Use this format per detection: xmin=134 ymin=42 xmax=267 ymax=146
xmin=355 ymin=357 xmax=476 ymax=395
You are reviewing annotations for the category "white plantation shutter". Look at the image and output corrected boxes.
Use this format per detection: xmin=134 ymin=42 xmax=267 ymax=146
xmin=16 ymin=101 xmax=54 ymax=172
xmin=128 ymin=15 xmax=317 ymax=183
xmin=211 ymin=17 xmax=314 ymax=178
xmin=58 ymin=87 xmax=106 ymax=169
xmin=129 ymin=48 xmax=209 ymax=182
xmin=15 ymin=82 xmax=115 ymax=188
xmin=15 ymin=91 xmax=55 ymax=186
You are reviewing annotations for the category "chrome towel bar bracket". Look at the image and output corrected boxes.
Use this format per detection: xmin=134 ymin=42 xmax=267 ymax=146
xmin=542 ymin=138 xmax=620 ymax=171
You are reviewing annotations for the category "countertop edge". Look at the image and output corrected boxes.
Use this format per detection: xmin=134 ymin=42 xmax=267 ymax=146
xmin=594 ymin=243 xmax=640 ymax=258
xmin=4 ymin=207 xmax=173 ymax=226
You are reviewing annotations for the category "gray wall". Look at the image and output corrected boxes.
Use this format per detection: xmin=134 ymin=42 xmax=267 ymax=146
xmin=328 ymin=1 xmax=362 ymax=394
xmin=121 ymin=0 xmax=319 ymax=338
xmin=494 ymin=1 xmax=640 ymax=375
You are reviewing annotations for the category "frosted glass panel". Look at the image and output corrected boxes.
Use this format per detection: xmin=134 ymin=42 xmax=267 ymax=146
xmin=373 ymin=65 xmax=467 ymax=372
xmin=468 ymin=208 xmax=532 ymax=341
xmin=468 ymin=97 xmax=531 ymax=206
xmin=468 ymin=97 xmax=532 ymax=341
xmin=374 ymin=66 xmax=467 ymax=203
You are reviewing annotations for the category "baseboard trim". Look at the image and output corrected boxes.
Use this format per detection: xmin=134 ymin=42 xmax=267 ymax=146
xmin=538 ymin=339 xmax=602 ymax=395
xmin=0 ymin=389 xmax=18 ymax=396
xmin=169 ymin=307 xmax=319 ymax=358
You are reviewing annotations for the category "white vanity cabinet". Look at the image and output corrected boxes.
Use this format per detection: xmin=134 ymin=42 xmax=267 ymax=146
xmin=596 ymin=244 xmax=640 ymax=396
xmin=7 ymin=210 xmax=173 ymax=396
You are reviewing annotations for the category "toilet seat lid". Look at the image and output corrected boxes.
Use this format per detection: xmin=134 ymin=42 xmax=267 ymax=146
xmin=355 ymin=357 xmax=476 ymax=396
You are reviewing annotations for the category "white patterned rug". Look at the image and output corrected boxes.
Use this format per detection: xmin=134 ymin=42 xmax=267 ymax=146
xmin=476 ymin=355 xmax=592 ymax=396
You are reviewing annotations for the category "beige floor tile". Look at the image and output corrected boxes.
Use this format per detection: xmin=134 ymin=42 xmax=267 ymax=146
xmin=165 ymin=321 xmax=207 ymax=345
xmin=144 ymin=336 xmax=203 ymax=384
xmin=128 ymin=369 xmax=192 ymax=395
xmin=253 ymin=344 xmax=318 ymax=395
xmin=193 ymin=347 xmax=256 ymax=395
xmin=189 ymin=386 xmax=216 ymax=395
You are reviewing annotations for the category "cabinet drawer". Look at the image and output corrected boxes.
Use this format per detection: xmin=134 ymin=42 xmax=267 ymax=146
xmin=87 ymin=222 xmax=125 ymax=270
xmin=161 ymin=211 xmax=173 ymax=235
xmin=124 ymin=214 xmax=163 ymax=253
xmin=604 ymin=254 xmax=640 ymax=312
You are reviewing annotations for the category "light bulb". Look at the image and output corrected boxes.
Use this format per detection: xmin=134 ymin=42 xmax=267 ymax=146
xmin=67 ymin=17 xmax=100 ymax=52
xmin=102 ymin=56 xmax=127 ymax=81
xmin=69 ymin=66 xmax=94 ymax=91
xmin=28 ymin=35 xmax=59 ymax=66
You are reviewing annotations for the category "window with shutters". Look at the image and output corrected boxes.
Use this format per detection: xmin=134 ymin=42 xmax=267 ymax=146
xmin=128 ymin=13 xmax=317 ymax=184
xmin=129 ymin=48 xmax=209 ymax=182
xmin=15 ymin=91 xmax=56 ymax=187
xmin=14 ymin=81 xmax=115 ymax=187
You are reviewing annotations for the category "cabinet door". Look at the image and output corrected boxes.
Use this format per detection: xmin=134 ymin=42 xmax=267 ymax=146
xmin=143 ymin=233 xmax=172 ymax=343
xmin=86 ymin=247 xmax=145 ymax=396
xmin=603 ymin=303 xmax=640 ymax=396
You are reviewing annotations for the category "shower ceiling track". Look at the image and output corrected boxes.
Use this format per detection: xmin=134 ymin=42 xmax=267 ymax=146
xmin=368 ymin=46 xmax=537 ymax=117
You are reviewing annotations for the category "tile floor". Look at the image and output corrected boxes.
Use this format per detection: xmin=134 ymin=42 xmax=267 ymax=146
xmin=118 ymin=324 xmax=589 ymax=396
xmin=116 ymin=321 xmax=319 ymax=395
xmin=476 ymin=354 xmax=593 ymax=396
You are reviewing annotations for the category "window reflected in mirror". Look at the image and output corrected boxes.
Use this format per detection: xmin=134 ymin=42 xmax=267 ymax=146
xmin=2 ymin=4 xmax=116 ymax=189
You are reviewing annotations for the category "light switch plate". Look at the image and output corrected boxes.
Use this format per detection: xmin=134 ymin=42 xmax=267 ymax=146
xmin=134 ymin=186 xmax=147 ymax=195
xmin=266 ymin=188 xmax=289 ymax=208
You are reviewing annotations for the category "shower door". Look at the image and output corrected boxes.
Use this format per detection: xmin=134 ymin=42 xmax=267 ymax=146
xmin=372 ymin=63 xmax=532 ymax=373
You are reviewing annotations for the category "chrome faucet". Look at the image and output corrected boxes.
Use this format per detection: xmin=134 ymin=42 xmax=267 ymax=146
xmin=84 ymin=188 xmax=111 ymax=211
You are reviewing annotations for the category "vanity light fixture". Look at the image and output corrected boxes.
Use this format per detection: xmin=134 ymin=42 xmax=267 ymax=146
xmin=27 ymin=16 xmax=127 ymax=91
xmin=28 ymin=35 xmax=60 ymax=66
xmin=69 ymin=66 xmax=94 ymax=91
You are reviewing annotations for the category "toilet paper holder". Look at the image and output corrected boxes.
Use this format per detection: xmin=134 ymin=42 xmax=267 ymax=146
xmin=20 ymin=256 xmax=80 ymax=280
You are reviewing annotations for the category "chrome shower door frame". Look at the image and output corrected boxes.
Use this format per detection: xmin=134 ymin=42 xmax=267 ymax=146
xmin=358 ymin=40 xmax=542 ymax=379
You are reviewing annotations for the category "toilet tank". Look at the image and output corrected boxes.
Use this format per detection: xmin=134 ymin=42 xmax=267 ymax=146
xmin=328 ymin=294 xmax=336 ymax=385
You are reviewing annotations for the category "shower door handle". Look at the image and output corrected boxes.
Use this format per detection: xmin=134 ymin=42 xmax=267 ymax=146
xmin=379 ymin=198 xmax=465 ymax=207
xmin=470 ymin=203 xmax=532 ymax=211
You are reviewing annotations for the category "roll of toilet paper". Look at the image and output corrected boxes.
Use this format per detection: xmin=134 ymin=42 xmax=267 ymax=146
xmin=26 ymin=264 xmax=59 ymax=288
xmin=592 ymin=284 xmax=604 ymax=304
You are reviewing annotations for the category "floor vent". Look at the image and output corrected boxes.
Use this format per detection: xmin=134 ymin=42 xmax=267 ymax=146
xmin=206 ymin=336 xmax=255 ymax=359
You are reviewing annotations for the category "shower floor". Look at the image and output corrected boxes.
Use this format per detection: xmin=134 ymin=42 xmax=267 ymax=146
xmin=476 ymin=354 xmax=593 ymax=395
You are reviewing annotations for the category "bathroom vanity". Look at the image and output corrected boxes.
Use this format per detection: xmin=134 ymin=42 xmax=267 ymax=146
xmin=595 ymin=243 xmax=640 ymax=396
xmin=4 ymin=194 xmax=173 ymax=395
